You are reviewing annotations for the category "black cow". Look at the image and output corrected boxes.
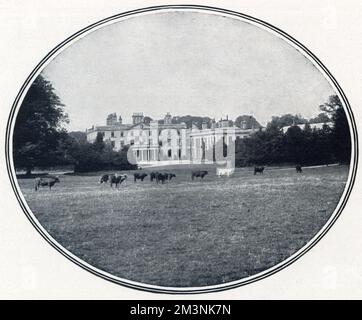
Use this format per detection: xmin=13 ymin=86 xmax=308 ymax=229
xmin=134 ymin=172 xmax=148 ymax=182
xmin=296 ymin=164 xmax=303 ymax=173
xmin=34 ymin=176 xmax=60 ymax=191
xmin=152 ymin=172 xmax=176 ymax=184
xmin=254 ymin=166 xmax=265 ymax=175
xmin=99 ymin=174 xmax=111 ymax=184
xmin=150 ymin=172 xmax=158 ymax=182
xmin=110 ymin=174 xmax=127 ymax=187
xmin=156 ymin=173 xmax=167 ymax=184
xmin=191 ymin=170 xmax=208 ymax=180
xmin=167 ymin=173 xmax=176 ymax=181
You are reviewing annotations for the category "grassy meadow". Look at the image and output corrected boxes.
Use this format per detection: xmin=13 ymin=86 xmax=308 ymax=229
xmin=17 ymin=164 xmax=349 ymax=287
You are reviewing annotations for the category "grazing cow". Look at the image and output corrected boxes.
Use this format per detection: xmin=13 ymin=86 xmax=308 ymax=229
xmin=150 ymin=172 xmax=158 ymax=182
xmin=216 ymin=167 xmax=234 ymax=177
xmin=167 ymin=173 xmax=176 ymax=181
xmin=155 ymin=172 xmax=167 ymax=184
xmin=134 ymin=172 xmax=148 ymax=182
xmin=34 ymin=176 xmax=60 ymax=191
xmin=99 ymin=174 xmax=111 ymax=184
xmin=191 ymin=170 xmax=208 ymax=180
xmin=254 ymin=166 xmax=265 ymax=175
xmin=151 ymin=172 xmax=176 ymax=184
xmin=296 ymin=164 xmax=303 ymax=173
xmin=110 ymin=174 xmax=127 ymax=188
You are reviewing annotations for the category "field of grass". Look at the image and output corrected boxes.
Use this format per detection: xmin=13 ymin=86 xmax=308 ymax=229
xmin=17 ymin=165 xmax=349 ymax=287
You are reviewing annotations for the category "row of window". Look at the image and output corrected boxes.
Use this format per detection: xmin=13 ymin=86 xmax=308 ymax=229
xmin=98 ymin=132 xmax=230 ymax=150
xmin=135 ymin=149 xmax=182 ymax=159
xmin=110 ymin=131 xmax=124 ymax=138
xmin=104 ymin=129 xmax=184 ymax=139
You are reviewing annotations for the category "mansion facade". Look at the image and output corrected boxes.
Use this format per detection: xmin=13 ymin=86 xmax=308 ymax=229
xmin=86 ymin=112 xmax=258 ymax=166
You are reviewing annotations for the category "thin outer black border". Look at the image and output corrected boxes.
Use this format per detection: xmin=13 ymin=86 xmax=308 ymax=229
xmin=4 ymin=5 xmax=359 ymax=295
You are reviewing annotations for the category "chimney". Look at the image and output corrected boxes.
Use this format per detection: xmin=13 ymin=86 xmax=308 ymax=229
xmin=220 ymin=118 xmax=229 ymax=128
xmin=106 ymin=113 xmax=117 ymax=125
xmin=132 ymin=112 xmax=144 ymax=124
xmin=164 ymin=112 xmax=172 ymax=124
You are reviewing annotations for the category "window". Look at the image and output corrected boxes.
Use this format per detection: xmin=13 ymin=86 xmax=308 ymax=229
xmin=120 ymin=131 xmax=124 ymax=137
xmin=136 ymin=150 xmax=140 ymax=157
xmin=168 ymin=149 xmax=172 ymax=158
xmin=111 ymin=131 xmax=114 ymax=138
xmin=111 ymin=141 xmax=115 ymax=148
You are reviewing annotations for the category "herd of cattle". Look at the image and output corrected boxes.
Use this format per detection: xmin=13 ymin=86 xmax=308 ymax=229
xmin=33 ymin=165 xmax=303 ymax=191
xmin=98 ymin=171 xmax=179 ymax=187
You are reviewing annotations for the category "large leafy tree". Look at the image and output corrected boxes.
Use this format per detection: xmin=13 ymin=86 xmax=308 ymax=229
xmin=320 ymin=95 xmax=351 ymax=163
xmin=13 ymin=74 xmax=68 ymax=175
xmin=309 ymin=112 xmax=331 ymax=124
xmin=234 ymin=115 xmax=262 ymax=129
xmin=284 ymin=125 xmax=306 ymax=163
xmin=267 ymin=113 xmax=308 ymax=129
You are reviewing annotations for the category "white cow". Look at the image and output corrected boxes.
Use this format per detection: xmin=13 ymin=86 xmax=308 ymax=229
xmin=216 ymin=167 xmax=235 ymax=177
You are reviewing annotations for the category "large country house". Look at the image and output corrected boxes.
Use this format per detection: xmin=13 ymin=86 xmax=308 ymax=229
xmin=86 ymin=112 xmax=258 ymax=165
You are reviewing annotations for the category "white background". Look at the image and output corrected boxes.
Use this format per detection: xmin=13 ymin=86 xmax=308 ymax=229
xmin=0 ymin=0 xmax=361 ymax=299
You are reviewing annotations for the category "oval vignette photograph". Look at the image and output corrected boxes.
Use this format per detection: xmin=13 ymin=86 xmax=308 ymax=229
xmin=8 ymin=6 xmax=356 ymax=292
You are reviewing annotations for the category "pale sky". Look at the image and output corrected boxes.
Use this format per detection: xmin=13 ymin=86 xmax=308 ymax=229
xmin=42 ymin=10 xmax=335 ymax=131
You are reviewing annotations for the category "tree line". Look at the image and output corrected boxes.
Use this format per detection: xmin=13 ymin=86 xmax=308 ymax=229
xmin=12 ymin=74 xmax=351 ymax=175
xmin=235 ymin=95 xmax=351 ymax=167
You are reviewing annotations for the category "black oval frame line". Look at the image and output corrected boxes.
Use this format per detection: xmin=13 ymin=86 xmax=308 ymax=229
xmin=5 ymin=5 xmax=359 ymax=294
